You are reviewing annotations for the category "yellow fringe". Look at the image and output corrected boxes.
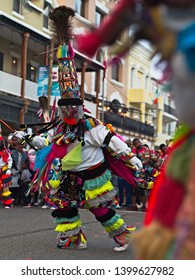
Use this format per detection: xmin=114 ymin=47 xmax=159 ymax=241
xmin=85 ymin=180 xmax=113 ymax=200
xmin=88 ymin=118 xmax=96 ymax=127
xmin=104 ymin=218 xmax=124 ymax=233
xmin=55 ymin=220 xmax=81 ymax=232
xmin=69 ymin=232 xmax=87 ymax=244
xmin=80 ymin=233 xmax=87 ymax=244
xmin=69 ymin=235 xmax=78 ymax=242
xmin=147 ymin=181 xmax=154 ymax=190
xmin=56 ymin=135 xmax=64 ymax=145
xmin=57 ymin=45 xmax=62 ymax=59
xmin=132 ymin=220 xmax=175 ymax=260
xmin=49 ymin=180 xmax=60 ymax=189
xmin=2 ymin=165 xmax=8 ymax=171
xmin=2 ymin=191 xmax=11 ymax=197
xmin=153 ymin=171 xmax=161 ymax=177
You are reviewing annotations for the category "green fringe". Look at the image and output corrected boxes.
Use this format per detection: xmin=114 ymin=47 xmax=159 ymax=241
xmin=83 ymin=169 xmax=112 ymax=190
xmin=54 ymin=215 xmax=80 ymax=224
xmin=166 ymin=134 xmax=195 ymax=186
xmin=173 ymin=123 xmax=191 ymax=142
xmin=101 ymin=214 xmax=121 ymax=227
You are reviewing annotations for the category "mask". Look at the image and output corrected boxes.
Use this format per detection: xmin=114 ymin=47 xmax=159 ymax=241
xmin=28 ymin=154 xmax=36 ymax=164
xmin=58 ymin=105 xmax=84 ymax=125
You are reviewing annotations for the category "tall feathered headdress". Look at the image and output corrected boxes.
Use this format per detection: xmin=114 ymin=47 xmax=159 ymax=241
xmin=49 ymin=6 xmax=84 ymax=125
xmin=49 ymin=6 xmax=75 ymax=47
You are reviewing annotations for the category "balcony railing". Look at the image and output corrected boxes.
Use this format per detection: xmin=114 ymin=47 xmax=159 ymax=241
xmin=0 ymin=71 xmax=57 ymax=105
xmin=101 ymin=111 xmax=155 ymax=137
xmin=164 ymin=104 xmax=178 ymax=117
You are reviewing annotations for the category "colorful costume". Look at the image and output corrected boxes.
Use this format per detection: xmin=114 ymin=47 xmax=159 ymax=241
xmin=14 ymin=6 xmax=142 ymax=251
xmin=0 ymin=136 xmax=13 ymax=208
xmin=76 ymin=0 xmax=195 ymax=259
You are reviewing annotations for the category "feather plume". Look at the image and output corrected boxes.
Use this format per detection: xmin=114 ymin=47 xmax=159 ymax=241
xmin=49 ymin=6 xmax=75 ymax=47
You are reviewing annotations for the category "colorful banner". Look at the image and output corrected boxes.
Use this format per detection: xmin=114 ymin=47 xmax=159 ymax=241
xmin=51 ymin=65 xmax=60 ymax=96
xmin=37 ymin=65 xmax=60 ymax=97
xmin=37 ymin=66 xmax=49 ymax=97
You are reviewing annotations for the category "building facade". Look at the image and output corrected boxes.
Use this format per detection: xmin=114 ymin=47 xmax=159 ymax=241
xmin=0 ymin=0 xmax=177 ymax=147
xmin=128 ymin=42 xmax=178 ymax=147
xmin=0 ymin=0 xmax=105 ymax=135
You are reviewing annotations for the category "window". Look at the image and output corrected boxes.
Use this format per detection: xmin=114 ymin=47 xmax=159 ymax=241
xmin=75 ymin=0 xmax=86 ymax=18
xmin=94 ymin=50 xmax=103 ymax=91
xmin=136 ymin=71 xmax=143 ymax=88
xmin=145 ymin=75 xmax=149 ymax=90
xmin=0 ymin=52 xmax=3 ymax=71
xmin=168 ymin=96 xmax=171 ymax=107
xmin=13 ymin=0 xmax=21 ymax=13
xmin=130 ymin=67 xmax=135 ymax=88
xmin=96 ymin=49 xmax=103 ymax=63
xmin=112 ymin=61 xmax=122 ymax=82
xmin=11 ymin=57 xmax=18 ymax=75
xmin=168 ymin=122 xmax=171 ymax=135
xmin=95 ymin=8 xmax=104 ymax=26
xmin=27 ymin=64 xmax=36 ymax=82
xmin=136 ymin=77 xmax=141 ymax=88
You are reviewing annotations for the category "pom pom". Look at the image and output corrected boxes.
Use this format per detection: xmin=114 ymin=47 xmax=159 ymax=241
xmin=76 ymin=33 xmax=102 ymax=58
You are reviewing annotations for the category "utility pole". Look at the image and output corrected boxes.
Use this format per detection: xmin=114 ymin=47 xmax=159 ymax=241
xmin=20 ymin=32 xmax=30 ymax=125
xmin=47 ymin=42 xmax=54 ymax=116
xmin=95 ymin=70 xmax=100 ymax=119
xmin=80 ymin=62 xmax=86 ymax=100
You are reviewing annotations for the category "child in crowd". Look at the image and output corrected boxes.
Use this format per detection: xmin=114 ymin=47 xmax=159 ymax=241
xmin=28 ymin=149 xmax=39 ymax=206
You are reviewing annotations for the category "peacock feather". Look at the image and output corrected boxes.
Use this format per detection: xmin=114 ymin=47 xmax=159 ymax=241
xmin=49 ymin=6 xmax=75 ymax=47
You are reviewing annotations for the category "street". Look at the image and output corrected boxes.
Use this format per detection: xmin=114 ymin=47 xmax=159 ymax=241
xmin=0 ymin=206 xmax=144 ymax=260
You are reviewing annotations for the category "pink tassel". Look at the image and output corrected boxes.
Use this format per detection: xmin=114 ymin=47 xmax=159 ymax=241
xmin=68 ymin=43 xmax=74 ymax=57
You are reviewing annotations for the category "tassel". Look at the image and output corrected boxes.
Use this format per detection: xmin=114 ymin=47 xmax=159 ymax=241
xmin=76 ymin=0 xmax=135 ymax=57
xmin=132 ymin=220 xmax=175 ymax=260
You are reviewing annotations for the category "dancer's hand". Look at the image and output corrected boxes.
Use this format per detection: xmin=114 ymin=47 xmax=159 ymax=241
xmin=6 ymin=169 xmax=11 ymax=175
xmin=130 ymin=156 xmax=143 ymax=170
xmin=13 ymin=130 xmax=32 ymax=145
xmin=13 ymin=130 xmax=28 ymax=141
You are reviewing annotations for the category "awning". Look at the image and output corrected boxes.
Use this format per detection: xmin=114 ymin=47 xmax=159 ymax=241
xmin=74 ymin=49 xmax=105 ymax=72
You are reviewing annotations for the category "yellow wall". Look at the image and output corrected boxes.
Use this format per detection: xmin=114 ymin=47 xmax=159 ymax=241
xmin=128 ymin=89 xmax=146 ymax=103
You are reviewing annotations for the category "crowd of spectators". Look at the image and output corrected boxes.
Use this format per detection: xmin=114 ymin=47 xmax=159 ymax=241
xmin=113 ymin=137 xmax=170 ymax=212
xmin=1 ymin=133 xmax=170 ymax=212
xmin=0 ymin=133 xmax=58 ymax=209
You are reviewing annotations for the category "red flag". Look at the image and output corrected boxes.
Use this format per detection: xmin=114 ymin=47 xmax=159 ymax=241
xmin=153 ymin=88 xmax=159 ymax=105
xmin=153 ymin=97 xmax=158 ymax=105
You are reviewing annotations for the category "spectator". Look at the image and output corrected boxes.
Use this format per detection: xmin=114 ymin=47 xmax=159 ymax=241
xmin=117 ymin=139 xmax=134 ymax=209
xmin=125 ymin=139 xmax=134 ymax=149
xmin=9 ymin=167 xmax=20 ymax=205
xmin=11 ymin=143 xmax=29 ymax=173
xmin=20 ymin=159 xmax=32 ymax=208
xmin=130 ymin=138 xmax=151 ymax=212
xmin=11 ymin=143 xmax=29 ymax=205
xmin=7 ymin=134 xmax=19 ymax=151
xmin=28 ymin=149 xmax=39 ymax=206
xmin=158 ymin=143 xmax=169 ymax=170
xmin=0 ymin=136 xmax=13 ymax=208
xmin=117 ymin=177 xmax=131 ymax=209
